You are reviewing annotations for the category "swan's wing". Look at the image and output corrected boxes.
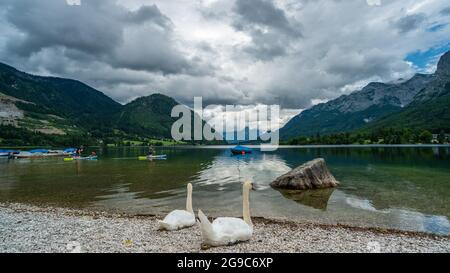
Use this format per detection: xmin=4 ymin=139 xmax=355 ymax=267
xmin=212 ymin=217 xmax=253 ymax=243
xmin=159 ymin=210 xmax=195 ymax=230
xmin=163 ymin=210 xmax=195 ymax=225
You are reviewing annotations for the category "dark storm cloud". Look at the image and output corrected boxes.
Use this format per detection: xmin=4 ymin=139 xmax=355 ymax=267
xmin=233 ymin=0 xmax=300 ymax=36
xmin=0 ymin=0 xmax=198 ymax=76
xmin=395 ymin=13 xmax=426 ymax=33
xmin=441 ymin=7 xmax=450 ymax=15
xmin=124 ymin=4 xmax=173 ymax=28
xmin=240 ymin=30 xmax=288 ymax=61
xmin=232 ymin=0 xmax=301 ymax=61
xmin=4 ymin=0 xmax=121 ymax=57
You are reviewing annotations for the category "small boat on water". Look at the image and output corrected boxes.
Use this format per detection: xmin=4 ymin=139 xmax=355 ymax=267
xmin=0 ymin=150 xmax=19 ymax=157
xmin=138 ymin=154 xmax=167 ymax=160
xmin=63 ymin=148 xmax=78 ymax=154
xmin=15 ymin=151 xmax=63 ymax=159
xmin=231 ymin=145 xmax=252 ymax=155
xmin=74 ymin=156 xmax=98 ymax=161
xmin=13 ymin=148 xmax=77 ymax=159
xmin=64 ymin=156 xmax=98 ymax=161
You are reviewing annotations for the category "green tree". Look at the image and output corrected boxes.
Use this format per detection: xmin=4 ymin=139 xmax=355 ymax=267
xmin=418 ymin=130 xmax=433 ymax=144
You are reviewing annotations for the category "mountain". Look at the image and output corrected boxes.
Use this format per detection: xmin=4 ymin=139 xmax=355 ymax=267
xmin=0 ymin=62 xmax=217 ymax=146
xmin=222 ymin=126 xmax=261 ymax=144
xmin=362 ymin=51 xmax=450 ymax=132
xmin=0 ymin=62 xmax=122 ymax=130
xmin=116 ymin=94 xmax=182 ymax=138
xmin=280 ymin=71 xmax=434 ymax=140
xmin=117 ymin=93 xmax=223 ymax=141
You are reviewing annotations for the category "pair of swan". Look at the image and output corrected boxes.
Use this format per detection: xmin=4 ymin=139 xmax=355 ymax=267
xmin=158 ymin=182 xmax=253 ymax=247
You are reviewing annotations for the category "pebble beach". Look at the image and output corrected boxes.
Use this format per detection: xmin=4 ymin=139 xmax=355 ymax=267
xmin=0 ymin=202 xmax=448 ymax=253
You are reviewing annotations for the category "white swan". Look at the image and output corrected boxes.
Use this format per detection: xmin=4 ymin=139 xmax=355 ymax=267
xmin=198 ymin=181 xmax=253 ymax=247
xmin=158 ymin=183 xmax=195 ymax=231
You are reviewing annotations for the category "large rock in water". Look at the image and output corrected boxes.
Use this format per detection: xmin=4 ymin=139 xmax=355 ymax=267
xmin=270 ymin=158 xmax=339 ymax=190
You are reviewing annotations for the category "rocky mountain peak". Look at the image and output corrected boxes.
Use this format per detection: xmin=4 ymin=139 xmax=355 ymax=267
xmin=279 ymin=52 xmax=444 ymax=139
xmin=436 ymin=50 xmax=450 ymax=78
xmin=413 ymin=50 xmax=450 ymax=102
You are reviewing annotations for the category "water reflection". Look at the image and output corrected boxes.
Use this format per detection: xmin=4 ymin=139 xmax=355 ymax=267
xmin=338 ymin=191 xmax=450 ymax=234
xmin=273 ymin=188 xmax=335 ymax=210
xmin=0 ymin=146 xmax=449 ymax=234
xmin=193 ymin=151 xmax=291 ymax=190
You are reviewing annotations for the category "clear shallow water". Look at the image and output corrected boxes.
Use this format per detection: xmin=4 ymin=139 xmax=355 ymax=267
xmin=0 ymin=146 xmax=449 ymax=235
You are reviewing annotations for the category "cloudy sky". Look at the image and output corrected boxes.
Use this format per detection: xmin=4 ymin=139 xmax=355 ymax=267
xmin=0 ymin=0 xmax=450 ymax=129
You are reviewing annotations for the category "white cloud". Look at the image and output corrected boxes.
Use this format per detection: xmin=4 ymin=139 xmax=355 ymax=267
xmin=366 ymin=0 xmax=381 ymax=7
xmin=199 ymin=104 xmax=301 ymax=133
xmin=66 ymin=0 xmax=81 ymax=6
xmin=311 ymin=99 xmax=329 ymax=106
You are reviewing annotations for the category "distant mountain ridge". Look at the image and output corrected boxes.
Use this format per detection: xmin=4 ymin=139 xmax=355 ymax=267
xmin=361 ymin=51 xmax=450 ymax=132
xmin=279 ymin=51 xmax=450 ymax=140
xmin=0 ymin=62 xmax=122 ymax=129
xmin=0 ymin=62 xmax=213 ymax=145
xmin=222 ymin=126 xmax=262 ymax=144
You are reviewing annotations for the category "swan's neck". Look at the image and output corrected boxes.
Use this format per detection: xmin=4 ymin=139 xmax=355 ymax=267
xmin=198 ymin=210 xmax=215 ymax=242
xmin=243 ymin=184 xmax=252 ymax=226
xmin=186 ymin=184 xmax=193 ymax=213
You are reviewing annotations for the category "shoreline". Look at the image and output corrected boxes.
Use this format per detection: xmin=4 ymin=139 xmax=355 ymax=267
xmin=1 ymin=202 xmax=448 ymax=253
xmin=2 ymin=144 xmax=450 ymax=149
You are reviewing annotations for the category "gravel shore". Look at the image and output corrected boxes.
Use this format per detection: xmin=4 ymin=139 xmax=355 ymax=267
xmin=0 ymin=202 xmax=448 ymax=253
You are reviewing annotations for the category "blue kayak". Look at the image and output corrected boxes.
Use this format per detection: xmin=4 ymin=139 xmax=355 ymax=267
xmin=29 ymin=149 xmax=49 ymax=153
xmin=230 ymin=145 xmax=252 ymax=155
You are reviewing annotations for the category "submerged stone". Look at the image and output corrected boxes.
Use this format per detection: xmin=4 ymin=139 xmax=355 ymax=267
xmin=274 ymin=188 xmax=335 ymax=210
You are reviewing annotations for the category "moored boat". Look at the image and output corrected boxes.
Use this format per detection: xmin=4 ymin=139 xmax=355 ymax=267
xmin=13 ymin=148 xmax=76 ymax=159
xmin=14 ymin=152 xmax=64 ymax=159
xmin=0 ymin=150 xmax=20 ymax=157
xmin=230 ymin=145 xmax=252 ymax=155
xmin=63 ymin=148 xmax=78 ymax=155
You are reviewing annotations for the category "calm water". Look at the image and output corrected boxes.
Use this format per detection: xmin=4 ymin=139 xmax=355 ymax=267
xmin=1 ymin=146 xmax=449 ymax=235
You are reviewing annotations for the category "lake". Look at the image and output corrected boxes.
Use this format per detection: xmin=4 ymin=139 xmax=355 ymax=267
xmin=1 ymin=146 xmax=449 ymax=235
